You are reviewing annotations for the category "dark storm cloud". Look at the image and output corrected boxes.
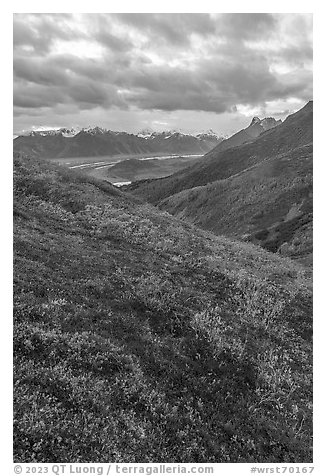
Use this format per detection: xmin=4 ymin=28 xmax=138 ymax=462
xmin=95 ymin=30 xmax=133 ymax=52
xmin=215 ymin=13 xmax=278 ymax=41
xmin=13 ymin=14 xmax=86 ymax=55
xmin=14 ymin=75 xmax=126 ymax=110
xmin=115 ymin=57 xmax=311 ymax=114
xmin=13 ymin=53 xmax=127 ymax=110
xmin=68 ymin=79 xmax=122 ymax=108
xmin=271 ymin=44 xmax=313 ymax=67
xmin=13 ymin=82 xmax=64 ymax=109
xmin=14 ymin=54 xmax=110 ymax=84
xmin=92 ymin=14 xmax=135 ymax=52
xmin=14 ymin=56 xmax=70 ymax=86
xmin=13 ymin=13 xmax=313 ymax=118
xmin=112 ymin=13 xmax=217 ymax=46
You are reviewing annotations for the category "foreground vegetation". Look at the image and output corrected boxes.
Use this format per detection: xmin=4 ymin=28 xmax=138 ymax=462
xmin=14 ymin=154 xmax=312 ymax=463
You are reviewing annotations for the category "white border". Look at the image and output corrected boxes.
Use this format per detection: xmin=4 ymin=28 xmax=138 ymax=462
xmin=3 ymin=3 xmax=324 ymax=474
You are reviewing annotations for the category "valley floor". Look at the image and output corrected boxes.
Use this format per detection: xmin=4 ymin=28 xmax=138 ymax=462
xmin=49 ymin=153 xmax=202 ymax=184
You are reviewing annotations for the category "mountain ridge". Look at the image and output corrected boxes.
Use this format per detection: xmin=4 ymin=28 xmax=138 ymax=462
xmin=13 ymin=114 xmax=281 ymax=160
xmin=204 ymin=116 xmax=282 ymax=157
xmin=125 ymin=102 xmax=311 ymax=204
xmin=13 ymin=127 xmax=224 ymax=159
xmin=125 ymin=102 xmax=312 ymax=263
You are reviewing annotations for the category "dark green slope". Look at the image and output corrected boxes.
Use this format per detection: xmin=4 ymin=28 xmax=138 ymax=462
xmin=14 ymin=154 xmax=312 ymax=463
xmin=126 ymin=102 xmax=312 ymax=204
xmin=206 ymin=116 xmax=281 ymax=155
xmin=159 ymin=142 xmax=312 ymax=264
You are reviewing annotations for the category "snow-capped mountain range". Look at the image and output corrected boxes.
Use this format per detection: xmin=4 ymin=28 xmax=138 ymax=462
xmin=14 ymin=117 xmax=281 ymax=160
xmin=28 ymin=126 xmax=109 ymax=138
xmin=24 ymin=126 xmax=224 ymax=141
xmin=14 ymin=126 xmax=225 ymax=159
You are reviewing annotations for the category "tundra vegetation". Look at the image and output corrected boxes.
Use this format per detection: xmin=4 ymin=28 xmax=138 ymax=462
xmin=14 ymin=154 xmax=312 ymax=463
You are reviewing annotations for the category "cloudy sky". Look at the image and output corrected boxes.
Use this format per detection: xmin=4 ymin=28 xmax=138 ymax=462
xmin=13 ymin=13 xmax=313 ymax=136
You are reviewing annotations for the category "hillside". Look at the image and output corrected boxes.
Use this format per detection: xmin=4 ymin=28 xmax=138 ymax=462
xmin=208 ymin=116 xmax=281 ymax=155
xmin=14 ymin=153 xmax=312 ymax=463
xmin=125 ymin=102 xmax=312 ymax=205
xmin=13 ymin=129 xmax=221 ymax=159
xmin=125 ymin=103 xmax=312 ymax=263
xmin=160 ymin=143 xmax=312 ymax=264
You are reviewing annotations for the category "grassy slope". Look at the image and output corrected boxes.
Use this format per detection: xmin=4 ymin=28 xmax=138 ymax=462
xmin=125 ymin=102 xmax=312 ymax=205
xmin=14 ymin=154 xmax=312 ymax=463
xmin=159 ymin=143 xmax=312 ymax=264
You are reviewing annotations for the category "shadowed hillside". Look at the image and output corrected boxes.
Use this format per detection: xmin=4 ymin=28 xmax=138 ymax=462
xmin=160 ymin=143 xmax=312 ymax=264
xmin=125 ymin=103 xmax=312 ymax=263
xmin=206 ymin=116 xmax=281 ymax=155
xmin=14 ymin=153 xmax=312 ymax=463
xmin=125 ymin=102 xmax=312 ymax=205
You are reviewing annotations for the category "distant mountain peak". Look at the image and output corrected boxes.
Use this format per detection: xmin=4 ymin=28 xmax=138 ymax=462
xmin=28 ymin=127 xmax=81 ymax=138
xmin=250 ymin=117 xmax=261 ymax=126
xmin=249 ymin=116 xmax=282 ymax=130
xmin=27 ymin=126 xmax=112 ymax=138
xmin=196 ymin=130 xmax=225 ymax=140
xmin=137 ymin=128 xmax=154 ymax=138
xmin=137 ymin=130 xmax=193 ymax=140
xmin=81 ymin=126 xmax=107 ymax=135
